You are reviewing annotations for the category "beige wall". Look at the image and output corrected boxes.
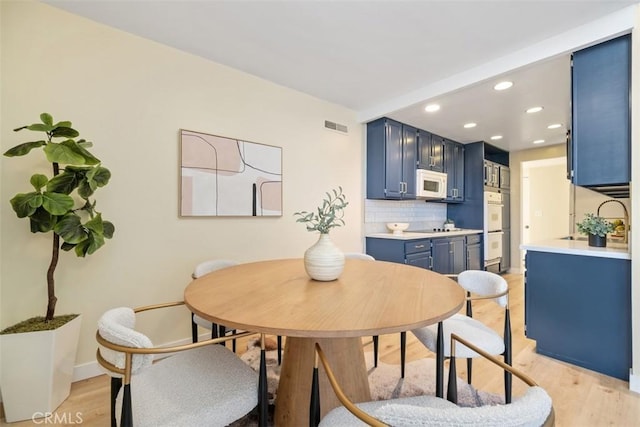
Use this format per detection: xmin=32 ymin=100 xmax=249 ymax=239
xmin=0 ymin=2 xmax=364 ymax=366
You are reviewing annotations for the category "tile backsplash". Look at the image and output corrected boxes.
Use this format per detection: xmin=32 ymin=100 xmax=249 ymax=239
xmin=364 ymin=199 xmax=448 ymax=234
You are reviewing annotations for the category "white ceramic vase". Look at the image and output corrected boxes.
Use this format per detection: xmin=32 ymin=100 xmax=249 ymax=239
xmin=304 ymin=233 xmax=345 ymax=281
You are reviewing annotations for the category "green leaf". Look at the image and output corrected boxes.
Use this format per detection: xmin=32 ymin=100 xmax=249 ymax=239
xmin=103 ymin=221 xmax=115 ymax=239
xmin=54 ymin=214 xmax=87 ymax=244
xmin=9 ymin=192 xmax=40 ymax=217
xmin=27 ymin=123 xmax=52 ymax=132
xmin=87 ymin=166 xmax=111 ymax=187
xmin=53 ymin=120 xmax=72 ymax=128
xmin=29 ymin=194 xmax=43 ymax=208
xmin=77 ymin=179 xmax=95 ymax=199
xmin=3 ymin=140 xmax=47 ymax=157
xmin=77 ymin=139 xmax=93 ymax=148
xmin=40 ymin=113 xmax=53 ymax=126
xmin=84 ymin=213 xmax=104 ymax=234
xmin=61 ymin=242 xmax=77 ymax=252
xmin=29 ymin=207 xmax=56 ymax=232
xmin=41 ymin=192 xmax=74 ymax=215
xmin=85 ymin=229 xmax=106 ymax=255
xmin=43 ymin=142 xmax=86 ymax=164
xmin=51 ymin=127 xmax=79 ymax=139
xmin=30 ymin=174 xmax=48 ymax=191
xmin=47 ymin=171 xmax=79 ymax=195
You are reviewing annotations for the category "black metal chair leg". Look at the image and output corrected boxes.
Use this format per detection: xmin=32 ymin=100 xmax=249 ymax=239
xmin=310 ymin=362 xmax=320 ymax=427
xmin=120 ymin=384 xmax=133 ymax=427
xmin=258 ymin=335 xmax=268 ymax=427
xmin=504 ymin=308 xmax=513 ymax=404
xmin=447 ymin=356 xmax=458 ymax=404
xmin=373 ymin=335 xmax=379 ymax=368
xmin=191 ymin=316 xmax=198 ymax=343
xmin=277 ymin=335 xmax=282 ymax=365
xmin=467 ymin=358 xmax=472 ymax=384
xmin=436 ymin=321 xmax=444 ymax=398
xmin=400 ymin=331 xmax=406 ymax=378
xmin=110 ymin=377 xmax=122 ymax=427
xmin=218 ymin=325 xmax=226 ymax=346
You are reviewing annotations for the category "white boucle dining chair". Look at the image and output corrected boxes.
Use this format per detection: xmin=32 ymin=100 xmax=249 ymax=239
xmin=312 ymin=335 xmax=554 ymax=427
xmin=96 ymin=303 xmax=267 ymax=427
xmin=411 ymin=270 xmax=512 ymax=402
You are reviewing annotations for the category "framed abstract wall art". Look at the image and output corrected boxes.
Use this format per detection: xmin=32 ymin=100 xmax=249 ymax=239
xmin=180 ymin=129 xmax=282 ymax=216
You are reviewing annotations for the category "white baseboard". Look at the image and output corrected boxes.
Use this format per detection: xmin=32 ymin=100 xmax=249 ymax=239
xmin=630 ymin=370 xmax=640 ymax=394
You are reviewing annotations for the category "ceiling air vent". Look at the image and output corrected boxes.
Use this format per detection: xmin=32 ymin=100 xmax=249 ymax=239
xmin=324 ymin=120 xmax=348 ymax=134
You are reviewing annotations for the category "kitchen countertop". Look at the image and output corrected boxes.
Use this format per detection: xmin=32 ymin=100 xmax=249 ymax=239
xmin=520 ymin=236 xmax=630 ymax=260
xmin=367 ymin=229 xmax=483 ymax=240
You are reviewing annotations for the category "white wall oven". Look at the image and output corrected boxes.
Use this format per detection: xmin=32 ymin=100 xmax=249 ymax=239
xmin=484 ymin=191 xmax=503 ymax=273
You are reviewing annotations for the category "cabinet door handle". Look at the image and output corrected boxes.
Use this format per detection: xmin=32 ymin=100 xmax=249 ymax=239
xmin=415 ymin=244 xmax=425 ymax=249
xmin=429 ymin=256 xmax=433 ymax=269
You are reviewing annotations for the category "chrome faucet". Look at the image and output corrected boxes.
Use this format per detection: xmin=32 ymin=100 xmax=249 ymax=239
xmin=597 ymin=199 xmax=629 ymax=244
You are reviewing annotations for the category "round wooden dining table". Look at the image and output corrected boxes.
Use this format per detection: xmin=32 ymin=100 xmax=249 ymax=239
xmin=184 ymin=258 xmax=465 ymax=426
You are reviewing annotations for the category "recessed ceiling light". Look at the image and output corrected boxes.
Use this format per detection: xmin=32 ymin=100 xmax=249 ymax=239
xmin=547 ymin=123 xmax=562 ymax=129
xmin=463 ymin=122 xmax=477 ymax=129
xmin=424 ymin=103 xmax=441 ymax=112
xmin=490 ymin=135 xmax=503 ymax=140
xmin=526 ymin=106 xmax=544 ymax=114
xmin=494 ymin=81 xmax=513 ymax=91
xmin=533 ymin=139 xmax=545 ymax=144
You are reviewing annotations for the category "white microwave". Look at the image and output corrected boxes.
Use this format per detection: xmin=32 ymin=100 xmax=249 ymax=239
xmin=416 ymin=169 xmax=447 ymax=199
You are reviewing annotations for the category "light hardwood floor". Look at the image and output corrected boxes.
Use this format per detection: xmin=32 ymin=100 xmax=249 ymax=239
xmin=2 ymin=274 xmax=639 ymax=426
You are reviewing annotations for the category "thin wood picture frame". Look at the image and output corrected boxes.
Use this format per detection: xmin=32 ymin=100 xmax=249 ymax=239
xmin=180 ymin=129 xmax=283 ymax=217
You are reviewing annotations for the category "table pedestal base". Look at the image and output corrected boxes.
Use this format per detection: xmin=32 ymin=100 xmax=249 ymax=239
xmin=274 ymin=337 xmax=371 ymax=427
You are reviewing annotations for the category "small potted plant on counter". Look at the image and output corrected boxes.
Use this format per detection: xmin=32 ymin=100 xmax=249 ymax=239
xmin=576 ymin=213 xmax=613 ymax=247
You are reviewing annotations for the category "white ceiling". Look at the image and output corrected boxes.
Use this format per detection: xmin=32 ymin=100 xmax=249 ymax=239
xmin=45 ymin=0 xmax=638 ymax=152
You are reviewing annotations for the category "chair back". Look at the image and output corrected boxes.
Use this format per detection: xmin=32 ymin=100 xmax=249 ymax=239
xmin=457 ymin=270 xmax=508 ymax=307
xmin=344 ymin=252 xmax=375 ymax=261
xmin=372 ymin=386 xmax=552 ymax=426
xmin=192 ymin=259 xmax=239 ymax=279
xmin=97 ymin=307 xmax=153 ymax=376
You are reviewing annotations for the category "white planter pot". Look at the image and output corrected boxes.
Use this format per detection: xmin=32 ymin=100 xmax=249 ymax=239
xmin=0 ymin=314 xmax=82 ymax=422
xmin=304 ymin=234 xmax=345 ymax=281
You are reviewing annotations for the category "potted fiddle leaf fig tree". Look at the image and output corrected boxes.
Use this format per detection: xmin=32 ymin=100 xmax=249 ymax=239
xmin=0 ymin=113 xmax=115 ymax=422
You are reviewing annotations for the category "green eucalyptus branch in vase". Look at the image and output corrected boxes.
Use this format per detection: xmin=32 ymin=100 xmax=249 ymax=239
xmin=294 ymin=187 xmax=348 ymax=281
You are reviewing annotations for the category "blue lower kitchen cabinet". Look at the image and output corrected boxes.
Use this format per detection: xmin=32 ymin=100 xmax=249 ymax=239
xmin=431 ymin=236 xmax=465 ymax=275
xmin=366 ymin=238 xmax=432 ymax=269
xmin=525 ymin=250 xmax=631 ymax=380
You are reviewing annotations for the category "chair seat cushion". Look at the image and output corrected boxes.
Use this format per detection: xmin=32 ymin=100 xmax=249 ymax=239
xmin=117 ymin=344 xmax=258 ymax=426
xmin=373 ymin=386 xmax=552 ymax=427
xmin=411 ymin=314 xmax=505 ymax=358
xmin=319 ymin=394 xmax=457 ymax=426
xmin=193 ymin=313 xmax=215 ymax=329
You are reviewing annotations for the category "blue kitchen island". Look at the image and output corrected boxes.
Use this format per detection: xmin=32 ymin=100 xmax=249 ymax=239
xmin=521 ymin=238 xmax=631 ymax=380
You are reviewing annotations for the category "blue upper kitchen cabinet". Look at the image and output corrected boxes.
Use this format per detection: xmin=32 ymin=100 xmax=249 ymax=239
xmin=569 ymin=33 xmax=631 ymax=197
xmin=417 ymin=130 xmax=444 ymax=172
xmin=367 ymin=118 xmax=417 ymax=199
xmin=443 ymin=139 xmax=465 ymax=202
